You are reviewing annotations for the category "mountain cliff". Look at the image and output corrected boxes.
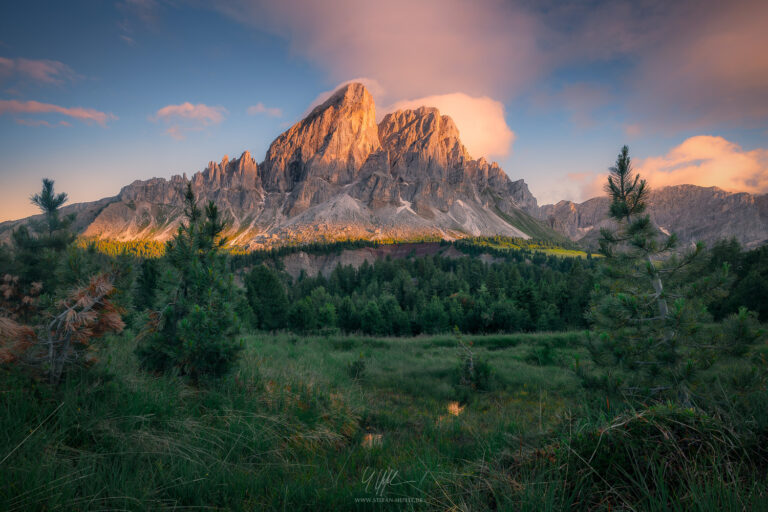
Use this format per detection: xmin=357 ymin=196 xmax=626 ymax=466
xmin=538 ymin=185 xmax=768 ymax=248
xmin=0 ymin=82 xmax=549 ymax=249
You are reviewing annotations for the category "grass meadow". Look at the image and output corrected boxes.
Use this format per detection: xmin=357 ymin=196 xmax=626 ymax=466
xmin=2 ymin=330 xmax=766 ymax=510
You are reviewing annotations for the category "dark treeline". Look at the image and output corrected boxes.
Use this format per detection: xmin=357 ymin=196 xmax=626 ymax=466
xmin=237 ymin=237 xmax=768 ymax=336
xmin=244 ymin=252 xmax=595 ymax=335
xmin=707 ymin=238 xmax=768 ymax=321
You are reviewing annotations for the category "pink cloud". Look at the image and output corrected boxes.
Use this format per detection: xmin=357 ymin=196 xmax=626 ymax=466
xmin=165 ymin=125 xmax=184 ymax=141
xmin=15 ymin=118 xmax=54 ymax=127
xmin=15 ymin=118 xmax=72 ymax=128
xmin=0 ymin=57 xmax=79 ymax=85
xmin=0 ymin=99 xmax=116 ymax=126
xmin=211 ymin=1 xmax=768 ymax=133
xmin=601 ymin=0 xmax=768 ymax=130
xmin=564 ymin=136 xmax=768 ymax=203
xmin=636 ymin=136 xmax=768 ymax=194
xmin=213 ymin=0 xmax=545 ymax=101
xmin=153 ymin=102 xmax=226 ymax=124
xmin=247 ymin=102 xmax=282 ymax=117
xmin=151 ymin=102 xmax=227 ymax=140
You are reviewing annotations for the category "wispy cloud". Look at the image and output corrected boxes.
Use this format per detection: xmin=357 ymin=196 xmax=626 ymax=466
xmin=212 ymin=0 xmax=544 ymax=101
xmin=628 ymin=1 xmax=768 ymax=130
xmin=0 ymin=56 xmax=80 ymax=85
xmin=151 ymin=102 xmax=227 ymax=140
xmin=116 ymin=0 xmax=162 ymax=44
xmin=213 ymin=0 xmax=768 ymax=134
xmin=153 ymin=102 xmax=226 ymax=124
xmin=15 ymin=118 xmax=72 ymax=127
xmin=0 ymin=99 xmax=116 ymax=126
xmin=247 ymin=102 xmax=282 ymax=117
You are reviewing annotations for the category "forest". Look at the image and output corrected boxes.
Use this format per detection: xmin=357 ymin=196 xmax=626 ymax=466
xmin=1 ymin=148 xmax=767 ymax=510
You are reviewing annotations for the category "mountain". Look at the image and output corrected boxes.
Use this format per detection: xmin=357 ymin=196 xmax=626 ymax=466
xmin=0 ymin=83 xmax=552 ymax=249
xmin=3 ymin=83 xmax=765 ymax=251
xmin=537 ymin=185 xmax=768 ymax=249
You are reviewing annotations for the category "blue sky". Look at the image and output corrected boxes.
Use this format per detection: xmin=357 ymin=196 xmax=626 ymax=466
xmin=1 ymin=0 xmax=766 ymax=221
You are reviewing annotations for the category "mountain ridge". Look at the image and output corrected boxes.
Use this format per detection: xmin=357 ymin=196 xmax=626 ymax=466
xmin=537 ymin=185 xmax=768 ymax=249
xmin=2 ymin=83 xmax=766 ymax=250
xmin=1 ymin=82 xmax=549 ymax=249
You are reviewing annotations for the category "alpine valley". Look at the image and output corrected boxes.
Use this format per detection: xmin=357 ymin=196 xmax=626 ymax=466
xmin=1 ymin=82 xmax=766 ymax=250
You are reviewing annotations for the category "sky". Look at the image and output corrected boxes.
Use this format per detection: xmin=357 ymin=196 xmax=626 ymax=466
xmin=1 ymin=0 xmax=767 ymax=221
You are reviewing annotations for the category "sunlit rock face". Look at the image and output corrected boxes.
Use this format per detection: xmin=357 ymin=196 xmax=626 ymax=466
xmin=537 ymin=185 xmax=768 ymax=248
xmin=0 ymin=82 xmax=552 ymax=248
xmin=261 ymin=83 xmax=381 ymax=216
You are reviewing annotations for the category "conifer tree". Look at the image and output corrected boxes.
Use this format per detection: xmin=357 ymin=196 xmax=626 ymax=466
xmin=245 ymin=264 xmax=288 ymax=330
xmin=12 ymin=179 xmax=75 ymax=290
xmin=137 ymin=184 xmax=241 ymax=381
xmin=585 ymin=146 xmax=723 ymax=404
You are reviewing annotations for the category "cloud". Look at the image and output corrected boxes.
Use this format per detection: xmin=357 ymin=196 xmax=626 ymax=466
xmin=151 ymin=102 xmax=227 ymax=140
xmin=246 ymin=102 xmax=282 ymax=117
xmin=384 ymin=93 xmax=515 ymax=159
xmin=0 ymin=99 xmax=116 ymax=125
xmin=117 ymin=0 xmax=162 ymax=44
xmin=153 ymin=102 xmax=226 ymax=124
xmin=636 ymin=136 xmax=768 ymax=194
xmin=165 ymin=125 xmax=184 ymax=141
xmin=0 ymin=57 xmax=79 ymax=85
xmin=628 ymin=0 xmax=768 ymax=130
xmin=210 ymin=0 xmax=768 ymax=133
xmin=564 ymin=135 xmax=768 ymax=203
xmin=15 ymin=118 xmax=72 ymax=127
xmin=212 ymin=0 xmax=545 ymax=101
xmin=542 ymin=0 xmax=768 ymax=131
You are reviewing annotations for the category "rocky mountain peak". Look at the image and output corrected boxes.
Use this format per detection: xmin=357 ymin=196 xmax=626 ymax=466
xmin=379 ymin=107 xmax=470 ymax=174
xmin=1 ymin=83 xmax=564 ymax=248
xmin=261 ymin=82 xmax=380 ymax=200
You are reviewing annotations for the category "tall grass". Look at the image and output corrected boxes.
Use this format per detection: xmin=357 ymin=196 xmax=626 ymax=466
xmin=1 ymin=331 xmax=765 ymax=510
